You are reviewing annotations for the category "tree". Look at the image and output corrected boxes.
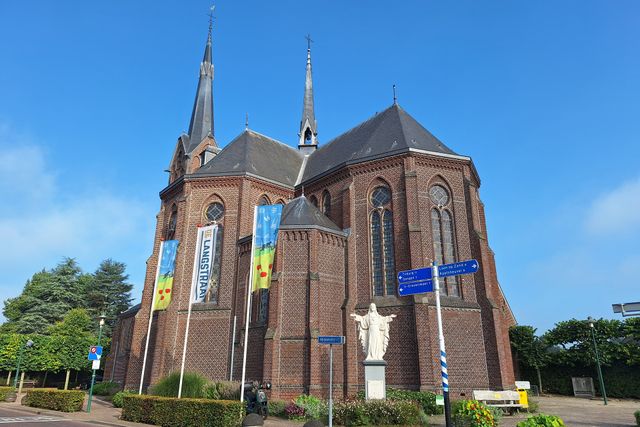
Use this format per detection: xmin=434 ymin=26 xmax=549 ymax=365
xmin=543 ymin=318 xmax=624 ymax=366
xmin=84 ymin=259 xmax=133 ymax=338
xmin=510 ymin=325 xmax=550 ymax=393
xmin=48 ymin=309 xmax=96 ymax=389
xmin=2 ymin=259 xmax=86 ymax=334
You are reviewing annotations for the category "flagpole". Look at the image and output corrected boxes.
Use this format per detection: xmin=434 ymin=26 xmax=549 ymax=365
xmin=178 ymin=226 xmax=205 ymax=398
xmin=240 ymin=207 xmax=259 ymax=403
xmin=139 ymin=240 xmax=164 ymax=395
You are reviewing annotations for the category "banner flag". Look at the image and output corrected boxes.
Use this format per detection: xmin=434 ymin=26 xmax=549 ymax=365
xmin=192 ymin=224 xmax=219 ymax=304
xmin=251 ymin=204 xmax=283 ymax=292
xmin=153 ymin=239 xmax=179 ymax=311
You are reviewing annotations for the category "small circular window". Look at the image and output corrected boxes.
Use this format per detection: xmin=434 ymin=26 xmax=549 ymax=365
xmin=205 ymin=202 xmax=224 ymax=222
xmin=370 ymin=186 xmax=391 ymax=208
xmin=429 ymin=185 xmax=449 ymax=206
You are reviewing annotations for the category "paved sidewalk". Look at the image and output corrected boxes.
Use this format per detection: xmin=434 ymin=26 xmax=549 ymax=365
xmin=0 ymin=393 xmax=141 ymax=427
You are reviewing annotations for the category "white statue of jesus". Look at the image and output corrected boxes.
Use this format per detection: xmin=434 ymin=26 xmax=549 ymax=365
xmin=351 ymin=303 xmax=397 ymax=361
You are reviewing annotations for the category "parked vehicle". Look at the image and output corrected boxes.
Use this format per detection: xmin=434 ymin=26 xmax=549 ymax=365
xmin=244 ymin=381 xmax=271 ymax=419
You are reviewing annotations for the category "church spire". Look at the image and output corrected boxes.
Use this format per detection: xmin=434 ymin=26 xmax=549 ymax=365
xmin=298 ymin=35 xmax=318 ymax=154
xmin=187 ymin=13 xmax=215 ymax=151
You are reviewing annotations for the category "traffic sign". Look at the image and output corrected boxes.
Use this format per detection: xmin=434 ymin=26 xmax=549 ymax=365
xmin=88 ymin=346 xmax=103 ymax=361
xmin=318 ymin=336 xmax=345 ymax=345
xmin=398 ymin=280 xmax=433 ymax=296
xmin=397 ymin=267 xmax=431 ymax=283
xmin=92 ymin=360 xmax=100 ymax=370
xmin=438 ymin=260 xmax=479 ymax=278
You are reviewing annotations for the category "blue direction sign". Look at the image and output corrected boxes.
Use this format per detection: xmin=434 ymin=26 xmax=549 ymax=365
xmin=398 ymin=280 xmax=433 ymax=296
xmin=88 ymin=346 xmax=103 ymax=361
xmin=438 ymin=260 xmax=479 ymax=278
xmin=318 ymin=336 xmax=345 ymax=345
xmin=397 ymin=267 xmax=431 ymax=283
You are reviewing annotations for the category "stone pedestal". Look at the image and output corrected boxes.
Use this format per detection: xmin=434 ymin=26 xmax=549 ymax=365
xmin=363 ymin=360 xmax=387 ymax=400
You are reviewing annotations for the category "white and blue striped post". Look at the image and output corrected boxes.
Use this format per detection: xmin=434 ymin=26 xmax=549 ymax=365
xmin=433 ymin=262 xmax=452 ymax=427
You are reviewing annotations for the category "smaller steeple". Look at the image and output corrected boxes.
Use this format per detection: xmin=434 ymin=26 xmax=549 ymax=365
xmin=298 ymin=35 xmax=318 ymax=154
xmin=186 ymin=10 xmax=216 ymax=152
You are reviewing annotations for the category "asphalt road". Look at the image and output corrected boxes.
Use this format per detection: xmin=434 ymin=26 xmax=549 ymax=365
xmin=0 ymin=407 xmax=95 ymax=426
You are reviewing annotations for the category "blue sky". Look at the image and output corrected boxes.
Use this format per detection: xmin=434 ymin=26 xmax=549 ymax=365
xmin=0 ymin=1 xmax=638 ymax=332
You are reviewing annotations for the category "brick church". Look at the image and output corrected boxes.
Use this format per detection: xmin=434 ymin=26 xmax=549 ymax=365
xmin=105 ymin=23 xmax=516 ymax=399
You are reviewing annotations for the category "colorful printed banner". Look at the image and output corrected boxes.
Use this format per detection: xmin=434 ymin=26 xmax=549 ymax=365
xmin=251 ymin=204 xmax=283 ymax=292
xmin=153 ymin=239 xmax=179 ymax=311
xmin=192 ymin=224 xmax=219 ymax=304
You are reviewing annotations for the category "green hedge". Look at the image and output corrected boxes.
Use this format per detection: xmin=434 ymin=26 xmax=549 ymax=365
xmin=112 ymin=390 xmax=135 ymax=408
xmin=333 ymin=399 xmax=422 ymax=426
xmin=0 ymin=387 xmax=16 ymax=401
xmin=22 ymin=389 xmax=84 ymax=412
xmin=121 ymin=395 xmax=244 ymax=427
xmin=356 ymin=387 xmax=443 ymax=416
xmin=521 ymin=362 xmax=640 ymax=398
xmin=634 ymin=409 xmax=640 ymax=426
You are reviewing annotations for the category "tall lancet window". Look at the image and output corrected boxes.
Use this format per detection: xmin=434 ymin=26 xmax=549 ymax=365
xmin=430 ymin=185 xmax=460 ymax=297
xmin=203 ymin=201 xmax=225 ymax=304
xmin=369 ymin=185 xmax=396 ymax=296
xmin=322 ymin=190 xmax=331 ymax=218
xmin=166 ymin=204 xmax=178 ymax=240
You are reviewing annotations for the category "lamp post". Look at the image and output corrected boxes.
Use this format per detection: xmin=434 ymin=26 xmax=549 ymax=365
xmin=13 ymin=339 xmax=34 ymax=389
xmin=587 ymin=317 xmax=607 ymax=405
xmin=87 ymin=313 xmax=107 ymax=413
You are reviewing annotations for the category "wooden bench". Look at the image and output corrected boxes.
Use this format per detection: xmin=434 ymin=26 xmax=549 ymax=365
xmin=472 ymin=390 xmax=524 ymax=415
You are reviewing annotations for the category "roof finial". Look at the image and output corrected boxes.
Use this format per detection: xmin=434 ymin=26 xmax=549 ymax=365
xmin=393 ymin=84 xmax=397 ymax=105
xmin=245 ymin=112 xmax=249 ymax=130
xmin=305 ymin=34 xmax=313 ymax=51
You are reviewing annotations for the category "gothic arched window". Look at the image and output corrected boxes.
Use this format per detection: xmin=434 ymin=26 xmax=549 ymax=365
xmin=322 ymin=190 xmax=331 ymax=218
xmin=166 ymin=205 xmax=178 ymax=240
xmin=369 ymin=186 xmax=396 ymax=296
xmin=258 ymin=195 xmax=271 ymax=206
xmin=430 ymin=185 xmax=460 ymax=297
xmin=203 ymin=201 xmax=225 ymax=303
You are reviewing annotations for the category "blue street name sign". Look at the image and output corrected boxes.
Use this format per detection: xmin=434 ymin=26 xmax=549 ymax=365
xmin=438 ymin=260 xmax=479 ymax=278
xmin=318 ymin=336 xmax=345 ymax=345
xmin=88 ymin=346 xmax=103 ymax=361
xmin=398 ymin=280 xmax=434 ymax=296
xmin=397 ymin=267 xmax=431 ymax=283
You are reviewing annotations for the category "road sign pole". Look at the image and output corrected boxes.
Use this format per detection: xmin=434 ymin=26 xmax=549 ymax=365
xmin=433 ymin=263 xmax=452 ymax=427
xmin=329 ymin=343 xmax=333 ymax=427
xmin=87 ymin=322 xmax=104 ymax=413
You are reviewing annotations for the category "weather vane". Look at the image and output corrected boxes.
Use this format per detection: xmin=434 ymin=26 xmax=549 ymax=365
xmin=305 ymin=34 xmax=313 ymax=50
xmin=208 ymin=4 xmax=216 ymax=31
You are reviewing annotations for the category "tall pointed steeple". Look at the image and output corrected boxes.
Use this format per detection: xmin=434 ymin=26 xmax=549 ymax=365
xmin=187 ymin=16 xmax=216 ymax=152
xmin=298 ymin=35 xmax=318 ymax=154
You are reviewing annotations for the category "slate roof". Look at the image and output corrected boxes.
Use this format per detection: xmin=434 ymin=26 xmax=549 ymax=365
xmin=192 ymin=129 xmax=303 ymax=188
xmin=280 ymin=196 xmax=342 ymax=232
xmin=301 ymin=103 xmax=458 ymax=183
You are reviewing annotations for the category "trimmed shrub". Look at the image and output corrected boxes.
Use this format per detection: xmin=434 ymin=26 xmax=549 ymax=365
xmin=215 ymin=381 xmax=241 ymax=400
xmin=150 ymin=372 xmax=208 ymax=398
xmin=112 ymin=390 xmax=135 ymax=408
xmin=22 ymin=389 xmax=84 ymax=412
xmin=268 ymin=399 xmax=287 ymax=417
xmin=0 ymin=387 xmax=16 ymax=402
xmin=635 ymin=410 xmax=640 ymax=426
xmin=517 ymin=414 xmax=565 ymax=427
xmin=452 ymin=400 xmax=495 ymax=427
xmin=121 ymin=395 xmax=244 ymax=427
xmin=333 ymin=399 xmax=421 ymax=426
xmin=387 ymin=388 xmax=443 ymax=415
xmin=357 ymin=387 xmax=443 ymax=415
xmin=92 ymin=381 xmax=121 ymax=396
